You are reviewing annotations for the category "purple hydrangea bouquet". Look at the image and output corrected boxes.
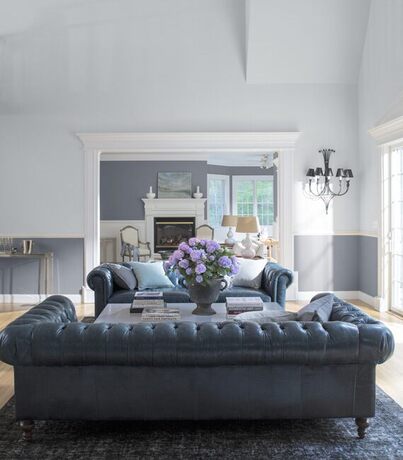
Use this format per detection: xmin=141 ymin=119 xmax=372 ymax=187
xmin=164 ymin=238 xmax=239 ymax=315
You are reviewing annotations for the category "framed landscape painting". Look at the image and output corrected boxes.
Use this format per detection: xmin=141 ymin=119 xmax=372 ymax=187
xmin=158 ymin=172 xmax=192 ymax=198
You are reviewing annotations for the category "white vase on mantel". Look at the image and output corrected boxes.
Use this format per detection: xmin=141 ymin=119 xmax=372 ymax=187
xmin=146 ymin=186 xmax=156 ymax=199
xmin=193 ymin=186 xmax=203 ymax=199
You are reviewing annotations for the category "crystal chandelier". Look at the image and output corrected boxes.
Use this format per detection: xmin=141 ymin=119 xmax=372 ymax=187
xmin=306 ymin=149 xmax=353 ymax=214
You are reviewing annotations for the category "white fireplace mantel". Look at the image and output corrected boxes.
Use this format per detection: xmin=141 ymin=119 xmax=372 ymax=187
xmin=142 ymin=198 xmax=207 ymax=251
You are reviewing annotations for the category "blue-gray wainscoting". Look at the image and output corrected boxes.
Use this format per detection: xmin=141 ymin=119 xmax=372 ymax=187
xmin=0 ymin=238 xmax=84 ymax=295
xmin=294 ymin=235 xmax=377 ymax=297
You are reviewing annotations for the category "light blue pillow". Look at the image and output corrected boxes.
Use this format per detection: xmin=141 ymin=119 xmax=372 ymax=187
xmin=130 ymin=261 xmax=174 ymax=291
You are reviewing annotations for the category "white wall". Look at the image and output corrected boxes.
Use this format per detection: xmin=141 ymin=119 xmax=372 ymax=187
xmin=0 ymin=0 xmax=360 ymax=239
xmin=358 ymin=0 xmax=403 ymax=233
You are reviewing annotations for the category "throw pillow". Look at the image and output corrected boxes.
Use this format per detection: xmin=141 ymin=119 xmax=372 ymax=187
xmin=232 ymin=258 xmax=267 ymax=289
xmin=297 ymin=293 xmax=334 ymax=322
xmin=235 ymin=310 xmax=297 ymax=324
xmin=107 ymin=264 xmax=137 ymax=290
xmin=130 ymin=261 xmax=174 ymax=291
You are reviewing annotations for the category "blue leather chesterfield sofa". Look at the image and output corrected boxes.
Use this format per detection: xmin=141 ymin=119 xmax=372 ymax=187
xmin=0 ymin=295 xmax=394 ymax=441
xmin=87 ymin=262 xmax=293 ymax=318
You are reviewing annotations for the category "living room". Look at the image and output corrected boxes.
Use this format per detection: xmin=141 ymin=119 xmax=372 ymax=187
xmin=0 ymin=0 xmax=402 ymax=458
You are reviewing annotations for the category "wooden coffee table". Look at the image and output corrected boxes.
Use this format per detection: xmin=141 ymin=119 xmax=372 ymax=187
xmin=95 ymin=302 xmax=282 ymax=324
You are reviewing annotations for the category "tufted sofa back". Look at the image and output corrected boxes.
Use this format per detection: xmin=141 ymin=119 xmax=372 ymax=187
xmin=0 ymin=296 xmax=394 ymax=369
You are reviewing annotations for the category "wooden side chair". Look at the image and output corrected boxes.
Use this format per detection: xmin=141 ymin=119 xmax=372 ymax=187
xmin=120 ymin=225 xmax=151 ymax=262
xmin=195 ymin=224 xmax=215 ymax=240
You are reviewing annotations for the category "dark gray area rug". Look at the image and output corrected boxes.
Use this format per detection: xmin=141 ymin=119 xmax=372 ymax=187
xmin=0 ymin=388 xmax=402 ymax=460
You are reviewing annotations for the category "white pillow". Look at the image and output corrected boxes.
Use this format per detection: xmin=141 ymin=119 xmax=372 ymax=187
xmin=235 ymin=310 xmax=297 ymax=323
xmin=231 ymin=258 xmax=267 ymax=289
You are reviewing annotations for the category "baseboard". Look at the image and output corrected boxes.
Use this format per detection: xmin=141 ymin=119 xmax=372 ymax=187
xmin=0 ymin=294 xmax=82 ymax=305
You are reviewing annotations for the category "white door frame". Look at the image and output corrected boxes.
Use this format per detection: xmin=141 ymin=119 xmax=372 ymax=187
xmin=370 ymin=115 xmax=403 ymax=311
xmin=77 ymin=132 xmax=301 ymax=302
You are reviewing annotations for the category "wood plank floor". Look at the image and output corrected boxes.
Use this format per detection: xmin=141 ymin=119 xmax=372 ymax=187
xmin=0 ymin=301 xmax=402 ymax=411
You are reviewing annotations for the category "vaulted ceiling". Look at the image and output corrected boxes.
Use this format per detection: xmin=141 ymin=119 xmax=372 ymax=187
xmin=246 ymin=0 xmax=371 ymax=84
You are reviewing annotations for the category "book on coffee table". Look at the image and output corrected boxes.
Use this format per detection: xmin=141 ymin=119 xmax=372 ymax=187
xmin=226 ymin=297 xmax=264 ymax=315
xmin=135 ymin=291 xmax=163 ymax=300
xmin=130 ymin=298 xmax=165 ymax=313
xmin=141 ymin=307 xmax=181 ymax=321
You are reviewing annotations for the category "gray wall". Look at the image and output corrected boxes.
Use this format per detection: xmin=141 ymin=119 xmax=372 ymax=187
xmin=358 ymin=236 xmax=378 ymax=297
xmin=294 ymin=235 xmax=377 ymax=296
xmin=0 ymin=238 xmax=84 ymax=295
xmin=100 ymin=161 xmax=208 ymax=220
xmin=100 ymin=161 xmax=276 ymax=221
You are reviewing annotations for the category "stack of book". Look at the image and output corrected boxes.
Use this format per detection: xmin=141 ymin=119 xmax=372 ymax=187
xmin=130 ymin=291 xmax=164 ymax=313
xmin=141 ymin=307 xmax=181 ymax=321
xmin=226 ymin=297 xmax=264 ymax=319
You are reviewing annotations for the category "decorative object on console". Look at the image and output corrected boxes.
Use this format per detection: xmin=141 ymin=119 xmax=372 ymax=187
xmin=164 ymin=238 xmax=239 ymax=315
xmin=306 ymin=148 xmax=353 ymax=214
xmin=158 ymin=172 xmax=192 ymax=198
xmin=221 ymin=215 xmax=238 ymax=245
xmin=146 ymin=186 xmax=156 ymax=199
xmin=0 ymin=237 xmax=13 ymax=254
xmin=193 ymin=186 xmax=203 ymax=199
xmin=259 ymin=152 xmax=274 ymax=170
xmin=22 ymin=239 xmax=33 ymax=255
xmin=236 ymin=216 xmax=260 ymax=258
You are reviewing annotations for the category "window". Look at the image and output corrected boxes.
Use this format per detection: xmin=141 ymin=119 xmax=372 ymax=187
xmin=232 ymin=176 xmax=274 ymax=230
xmin=207 ymin=174 xmax=230 ymax=228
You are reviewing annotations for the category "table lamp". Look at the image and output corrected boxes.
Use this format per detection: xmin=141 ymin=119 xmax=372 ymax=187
xmin=221 ymin=215 xmax=238 ymax=245
xmin=235 ymin=216 xmax=260 ymax=258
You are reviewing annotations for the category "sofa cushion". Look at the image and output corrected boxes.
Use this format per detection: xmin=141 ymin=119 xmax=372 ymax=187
xmin=297 ymin=294 xmax=334 ymax=322
xmin=232 ymin=258 xmax=267 ymax=289
xmin=130 ymin=261 xmax=174 ymax=290
xmin=106 ymin=264 xmax=137 ymax=290
xmin=234 ymin=310 xmax=297 ymax=323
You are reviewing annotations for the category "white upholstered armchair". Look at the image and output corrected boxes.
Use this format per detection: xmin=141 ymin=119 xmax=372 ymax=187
xmin=120 ymin=225 xmax=151 ymax=262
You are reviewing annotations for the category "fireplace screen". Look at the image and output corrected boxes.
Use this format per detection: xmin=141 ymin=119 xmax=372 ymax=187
xmin=154 ymin=217 xmax=196 ymax=253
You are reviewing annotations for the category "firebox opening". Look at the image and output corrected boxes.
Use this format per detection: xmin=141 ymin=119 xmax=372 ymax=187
xmin=154 ymin=217 xmax=196 ymax=253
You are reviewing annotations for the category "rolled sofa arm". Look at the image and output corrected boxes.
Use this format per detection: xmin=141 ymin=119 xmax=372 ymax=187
xmin=261 ymin=263 xmax=293 ymax=308
xmin=87 ymin=265 xmax=114 ymax=317
xmin=0 ymin=295 xmax=77 ymax=366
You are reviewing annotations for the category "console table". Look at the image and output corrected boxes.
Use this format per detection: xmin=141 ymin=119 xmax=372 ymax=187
xmin=0 ymin=253 xmax=54 ymax=297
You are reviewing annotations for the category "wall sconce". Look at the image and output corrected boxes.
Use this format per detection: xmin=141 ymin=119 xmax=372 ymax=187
xmin=306 ymin=149 xmax=353 ymax=214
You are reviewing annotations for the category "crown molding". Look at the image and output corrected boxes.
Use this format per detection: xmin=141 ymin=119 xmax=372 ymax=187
xmin=77 ymin=132 xmax=301 ymax=153
xmin=369 ymin=115 xmax=403 ymax=145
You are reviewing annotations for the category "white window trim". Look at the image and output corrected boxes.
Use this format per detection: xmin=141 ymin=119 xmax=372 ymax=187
xmin=369 ymin=115 xmax=403 ymax=311
xmin=207 ymin=174 xmax=230 ymax=227
xmin=232 ymin=175 xmax=274 ymax=229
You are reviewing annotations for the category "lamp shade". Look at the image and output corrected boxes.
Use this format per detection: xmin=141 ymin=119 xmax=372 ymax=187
xmin=221 ymin=215 xmax=238 ymax=227
xmin=306 ymin=168 xmax=315 ymax=177
xmin=236 ymin=216 xmax=260 ymax=233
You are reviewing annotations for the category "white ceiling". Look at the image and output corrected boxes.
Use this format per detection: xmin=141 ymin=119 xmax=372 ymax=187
xmin=246 ymin=0 xmax=371 ymax=84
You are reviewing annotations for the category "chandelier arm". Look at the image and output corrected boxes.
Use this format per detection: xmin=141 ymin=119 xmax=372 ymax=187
xmin=308 ymin=181 xmax=324 ymax=197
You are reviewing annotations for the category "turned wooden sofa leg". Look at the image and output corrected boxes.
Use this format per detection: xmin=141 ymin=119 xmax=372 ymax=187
xmin=19 ymin=420 xmax=34 ymax=441
xmin=355 ymin=417 xmax=369 ymax=439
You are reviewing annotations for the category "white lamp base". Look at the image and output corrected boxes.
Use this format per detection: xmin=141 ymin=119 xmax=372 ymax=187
xmin=241 ymin=234 xmax=256 ymax=258
xmin=225 ymin=227 xmax=236 ymax=245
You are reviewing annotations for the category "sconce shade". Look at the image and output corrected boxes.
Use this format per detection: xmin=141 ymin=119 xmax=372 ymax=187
xmin=315 ymin=167 xmax=324 ymax=176
xmin=344 ymin=169 xmax=354 ymax=178
xmin=236 ymin=216 xmax=260 ymax=233
xmin=306 ymin=168 xmax=315 ymax=177
xmin=221 ymin=215 xmax=238 ymax=227
xmin=336 ymin=168 xmax=344 ymax=177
